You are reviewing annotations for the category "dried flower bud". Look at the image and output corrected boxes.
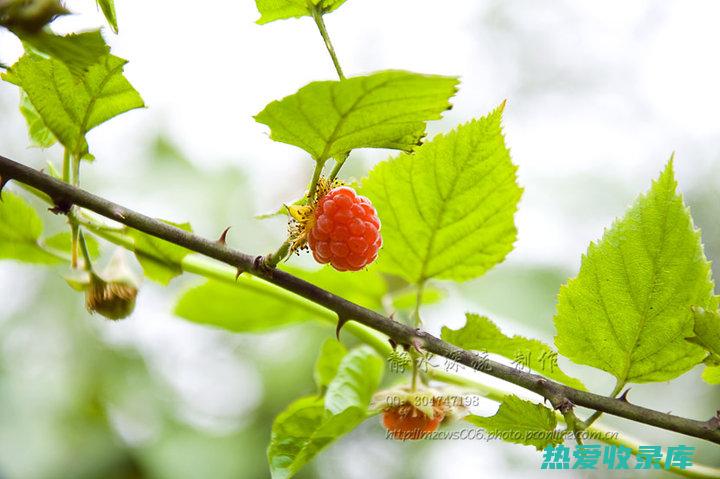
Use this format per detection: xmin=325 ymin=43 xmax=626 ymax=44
xmin=84 ymin=250 xmax=139 ymax=320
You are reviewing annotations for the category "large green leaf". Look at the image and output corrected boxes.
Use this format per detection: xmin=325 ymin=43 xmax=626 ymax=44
xmin=361 ymin=103 xmax=522 ymax=284
xmin=20 ymin=30 xmax=109 ymax=75
xmin=465 ymin=395 xmax=561 ymax=450
xmin=174 ymin=265 xmax=387 ymax=333
xmin=441 ymin=313 xmax=585 ymax=390
xmin=267 ymin=396 xmax=366 ymax=479
xmin=255 ymin=71 xmax=458 ymax=161
xmin=0 ymin=191 xmax=57 ymax=263
xmin=255 ymin=0 xmax=349 ymax=24
xmin=174 ymin=278 xmax=330 ymax=332
xmin=314 ymin=338 xmax=348 ymax=392
xmin=324 ymin=346 xmax=383 ymax=414
xmin=3 ymin=52 xmax=144 ymax=157
xmin=127 ymin=221 xmax=192 ymax=284
xmin=554 ymin=161 xmax=715 ymax=384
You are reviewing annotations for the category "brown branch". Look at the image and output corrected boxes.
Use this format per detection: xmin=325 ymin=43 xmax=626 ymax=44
xmin=1 ymin=154 xmax=719 ymax=445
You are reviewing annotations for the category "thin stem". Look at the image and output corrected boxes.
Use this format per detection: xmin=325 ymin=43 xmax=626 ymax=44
xmin=265 ymin=240 xmax=291 ymax=268
xmin=77 ymin=228 xmax=93 ymax=271
xmin=62 ymin=149 xmax=70 ymax=183
xmin=1 ymin=155 xmax=720 ymax=446
xmin=307 ymin=159 xmax=326 ymax=200
xmin=584 ymin=380 xmax=625 ymax=429
xmin=72 ymin=155 xmax=80 ymax=186
xmin=413 ymin=280 xmax=426 ymax=328
xmin=328 ymin=152 xmax=349 ymax=182
xmin=310 ymin=6 xmax=345 ymax=80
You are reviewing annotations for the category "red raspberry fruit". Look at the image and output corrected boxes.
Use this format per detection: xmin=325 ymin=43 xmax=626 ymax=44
xmin=382 ymin=401 xmax=446 ymax=440
xmin=308 ymin=186 xmax=381 ymax=271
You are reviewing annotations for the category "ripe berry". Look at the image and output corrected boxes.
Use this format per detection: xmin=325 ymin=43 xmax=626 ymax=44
xmin=307 ymin=186 xmax=381 ymax=271
xmin=382 ymin=400 xmax=445 ymax=440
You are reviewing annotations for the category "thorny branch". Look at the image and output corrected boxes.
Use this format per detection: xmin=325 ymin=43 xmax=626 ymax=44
xmin=0 ymin=154 xmax=719 ymax=447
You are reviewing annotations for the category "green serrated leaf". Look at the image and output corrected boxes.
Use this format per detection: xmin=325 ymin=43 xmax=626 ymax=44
xmin=324 ymin=346 xmax=384 ymax=414
xmin=42 ymin=231 xmax=100 ymax=259
xmin=96 ymin=0 xmax=118 ymax=33
xmin=441 ymin=313 xmax=585 ymax=390
xmin=554 ymin=160 xmax=715 ymax=384
xmin=702 ymin=365 xmax=720 ymax=385
xmin=361 ymin=103 xmax=522 ymax=284
xmin=267 ymin=396 xmax=366 ymax=479
xmin=19 ymin=30 xmax=109 ymax=75
xmin=255 ymin=71 xmax=458 ymax=162
xmin=255 ymin=0 xmax=349 ymax=24
xmin=314 ymin=338 xmax=348 ymax=392
xmin=0 ymin=191 xmax=57 ymax=263
xmin=127 ymin=221 xmax=192 ymax=284
xmin=19 ymin=91 xmax=56 ymax=148
xmin=3 ymin=52 xmax=144 ymax=158
xmin=465 ymin=395 xmax=561 ymax=450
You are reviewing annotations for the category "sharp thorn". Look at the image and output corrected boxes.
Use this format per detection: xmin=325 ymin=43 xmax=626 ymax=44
xmin=388 ymin=312 xmax=396 ymax=321
xmin=336 ymin=316 xmax=350 ymax=339
xmin=388 ymin=338 xmax=397 ymax=350
xmin=217 ymin=226 xmax=231 ymax=245
xmin=235 ymin=267 xmax=244 ymax=281
xmin=618 ymin=388 xmax=631 ymax=402
xmin=48 ymin=197 xmax=72 ymax=215
xmin=410 ymin=337 xmax=424 ymax=353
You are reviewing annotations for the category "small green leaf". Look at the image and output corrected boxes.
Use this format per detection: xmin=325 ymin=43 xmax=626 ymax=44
xmin=441 ymin=313 xmax=585 ymax=390
xmin=689 ymin=306 xmax=720 ymax=357
xmin=174 ymin=278 xmax=328 ymax=332
xmin=465 ymin=395 xmax=561 ymax=450
xmin=324 ymin=346 xmax=384 ymax=414
xmin=3 ymin=52 xmax=144 ymax=158
xmin=19 ymin=91 xmax=56 ymax=148
xmin=314 ymin=338 xmax=348 ymax=392
xmin=0 ymin=191 xmax=57 ymax=263
xmin=43 ymin=231 xmax=100 ymax=260
xmin=19 ymin=30 xmax=109 ymax=75
xmin=701 ymin=365 xmax=720 ymax=385
xmin=127 ymin=221 xmax=192 ymax=284
xmin=255 ymin=71 xmax=458 ymax=162
xmin=96 ymin=0 xmax=118 ymax=33
xmin=255 ymin=0 xmax=349 ymax=24
xmin=267 ymin=396 xmax=366 ymax=479
xmin=554 ymin=160 xmax=715 ymax=384
xmin=361 ymin=103 xmax=522 ymax=284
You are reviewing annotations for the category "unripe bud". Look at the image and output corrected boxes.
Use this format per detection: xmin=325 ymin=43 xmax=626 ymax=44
xmin=84 ymin=250 xmax=139 ymax=320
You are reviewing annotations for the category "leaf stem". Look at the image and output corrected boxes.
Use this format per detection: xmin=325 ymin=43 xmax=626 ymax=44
xmin=328 ymin=152 xmax=349 ymax=182
xmin=584 ymin=380 xmax=625 ymax=429
xmin=310 ymin=6 xmax=345 ymax=80
xmin=307 ymin=159 xmax=326 ymax=200
xmin=77 ymin=228 xmax=93 ymax=272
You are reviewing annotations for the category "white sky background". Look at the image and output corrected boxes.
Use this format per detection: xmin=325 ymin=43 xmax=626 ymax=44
xmin=1 ymin=1 xmax=720 ymax=478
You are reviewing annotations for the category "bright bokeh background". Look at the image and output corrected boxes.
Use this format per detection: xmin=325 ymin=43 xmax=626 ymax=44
xmin=1 ymin=1 xmax=719 ymax=478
